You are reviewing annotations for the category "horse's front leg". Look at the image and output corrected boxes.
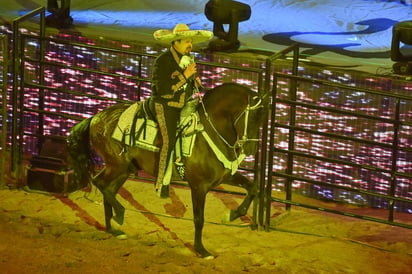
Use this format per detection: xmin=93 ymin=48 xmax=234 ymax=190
xmin=225 ymin=172 xmax=257 ymax=221
xmin=190 ymin=186 xmax=214 ymax=259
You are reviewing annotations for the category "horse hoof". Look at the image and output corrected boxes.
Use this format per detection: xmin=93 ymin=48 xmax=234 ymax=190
xmin=116 ymin=234 xmax=128 ymax=240
xmin=108 ymin=228 xmax=127 ymax=240
xmin=203 ymin=254 xmax=215 ymax=260
xmin=158 ymin=185 xmax=170 ymax=199
xmin=196 ymin=247 xmax=215 ymax=259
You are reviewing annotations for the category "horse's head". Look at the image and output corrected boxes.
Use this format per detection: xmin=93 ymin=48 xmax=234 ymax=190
xmin=201 ymin=83 xmax=268 ymax=156
xmin=233 ymin=91 xmax=268 ymax=156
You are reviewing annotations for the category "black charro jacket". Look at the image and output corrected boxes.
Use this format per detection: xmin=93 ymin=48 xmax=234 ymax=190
xmin=151 ymin=47 xmax=195 ymax=108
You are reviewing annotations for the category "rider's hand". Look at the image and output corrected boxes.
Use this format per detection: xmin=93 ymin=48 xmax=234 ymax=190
xmin=184 ymin=63 xmax=197 ymax=79
xmin=195 ymin=77 xmax=202 ymax=88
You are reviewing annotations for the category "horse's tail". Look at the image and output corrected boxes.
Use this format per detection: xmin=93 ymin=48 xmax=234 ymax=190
xmin=67 ymin=117 xmax=95 ymax=188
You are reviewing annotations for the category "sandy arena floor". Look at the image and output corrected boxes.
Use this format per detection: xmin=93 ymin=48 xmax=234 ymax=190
xmin=0 ymin=180 xmax=411 ymax=274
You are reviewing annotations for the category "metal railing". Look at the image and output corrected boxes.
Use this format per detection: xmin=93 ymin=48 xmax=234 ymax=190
xmin=261 ymin=49 xmax=412 ymax=229
xmin=256 ymin=44 xmax=300 ymax=229
xmin=9 ymin=7 xmax=46 ymax=186
xmin=0 ymin=34 xmax=9 ymax=188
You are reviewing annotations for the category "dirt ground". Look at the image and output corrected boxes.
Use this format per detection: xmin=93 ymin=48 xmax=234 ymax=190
xmin=0 ymin=179 xmax=411 ymax=274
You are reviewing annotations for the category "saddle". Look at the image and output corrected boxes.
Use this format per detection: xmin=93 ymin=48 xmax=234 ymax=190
xmin=112 ymin=98 xmax=201 ymax=157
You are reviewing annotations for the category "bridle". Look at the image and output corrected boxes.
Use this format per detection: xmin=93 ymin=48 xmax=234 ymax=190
xmin=200 ymin=95 xmax=263 ymax=155
xmin=233 ymin=96 xmax=263 ymax=148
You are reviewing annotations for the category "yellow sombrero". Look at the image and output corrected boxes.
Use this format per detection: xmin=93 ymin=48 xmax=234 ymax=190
xmin=153 ymin=23 xmax=213 ymax=44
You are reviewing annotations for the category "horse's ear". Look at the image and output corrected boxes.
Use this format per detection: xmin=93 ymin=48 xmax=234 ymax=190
xmin=260 ymin=92 xmax=270 ymax=111
xmin=252 ymin=91 xmax=269 ymax=108
xmin=257 ymin=92 xmax=270 ymax=120
xmin=261 ymin=92 xmax=269 ymax=105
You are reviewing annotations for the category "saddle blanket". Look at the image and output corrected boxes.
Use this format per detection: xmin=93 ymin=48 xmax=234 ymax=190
xmin=111 ymin=102 xmax=197 ymax=157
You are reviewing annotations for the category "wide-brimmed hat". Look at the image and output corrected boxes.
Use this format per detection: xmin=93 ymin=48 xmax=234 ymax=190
xmin=153 ymin=23 xmax=213 ymax=44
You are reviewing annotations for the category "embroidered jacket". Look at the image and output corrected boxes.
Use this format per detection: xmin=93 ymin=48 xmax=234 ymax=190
xmin=151 ymin=47 xmax=194 ymax=108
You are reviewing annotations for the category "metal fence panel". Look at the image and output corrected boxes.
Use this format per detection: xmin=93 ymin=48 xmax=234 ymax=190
xmin=263 ymin=46 xmax=412 ymax=229
xmin=0 ymin=34 xmax=9 ymax=188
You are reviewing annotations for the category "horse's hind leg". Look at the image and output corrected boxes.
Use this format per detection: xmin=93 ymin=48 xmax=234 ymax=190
xmin=93 ymin=167 xmax=129 ymax=236
xmin=102 ymin=197 xmax=126 ymax=238
xmin=224 ymin=172 xmax=257 ymax=221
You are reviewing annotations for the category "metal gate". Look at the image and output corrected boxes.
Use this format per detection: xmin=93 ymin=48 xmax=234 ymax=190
xmin=259 ymin=44 xmax=412 ymax=230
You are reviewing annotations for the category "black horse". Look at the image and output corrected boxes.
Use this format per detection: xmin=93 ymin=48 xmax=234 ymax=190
xmin=67 ymin=83 xmax=267 ymax=258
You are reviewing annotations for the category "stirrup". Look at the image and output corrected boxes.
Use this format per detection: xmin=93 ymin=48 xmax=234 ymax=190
xmin=158 ymin=184 xmax=170 ymax=199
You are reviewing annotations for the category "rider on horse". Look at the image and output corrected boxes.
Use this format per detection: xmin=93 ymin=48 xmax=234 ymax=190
xmin=151 ymin=23 xmax=213 ymax=198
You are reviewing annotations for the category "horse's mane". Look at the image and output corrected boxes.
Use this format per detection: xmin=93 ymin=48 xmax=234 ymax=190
xmin=201 ymin=83 xmax=256 ymax=105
